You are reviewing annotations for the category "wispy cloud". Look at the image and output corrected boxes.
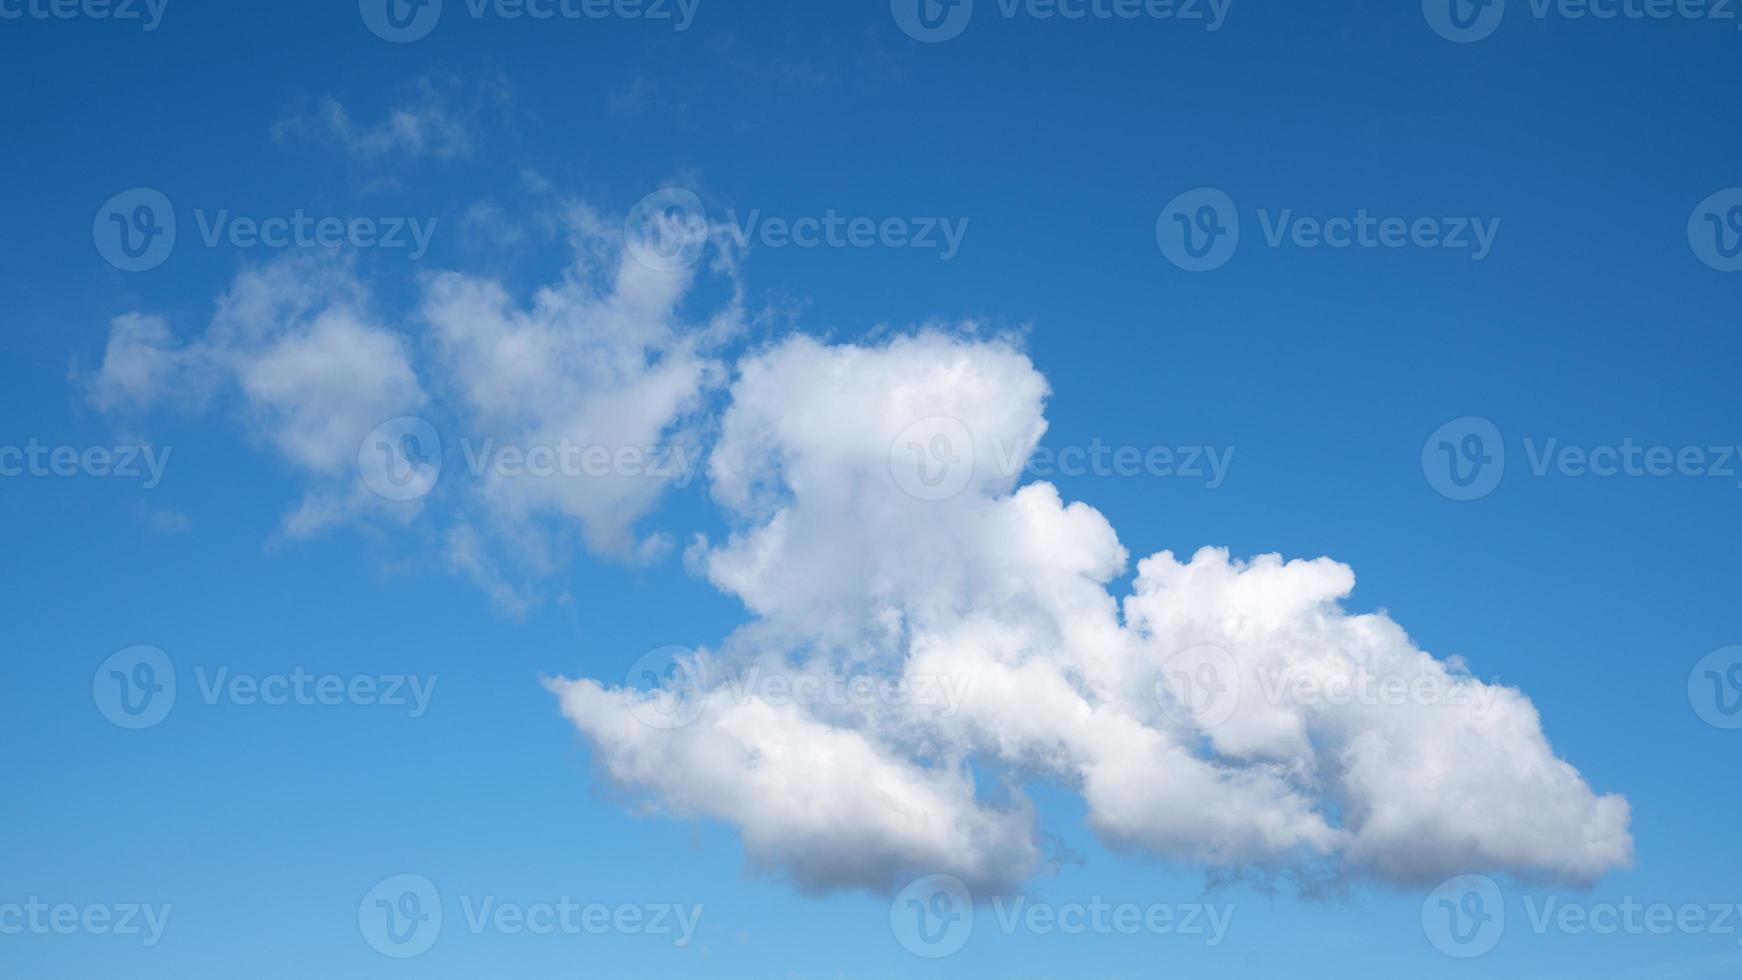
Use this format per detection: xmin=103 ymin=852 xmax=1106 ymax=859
xmin=273 ymin=74 xmax=509 ymax=165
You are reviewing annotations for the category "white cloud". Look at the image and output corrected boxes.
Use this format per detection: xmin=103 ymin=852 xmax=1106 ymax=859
xmin=550 ymin=331 xmax=1632 ymax=895
xmin=79 ymin=198 xmax=1634 ymax=889
xmin=446 ymin=523 xmax=532 ymax=618
xmin=273 ymin=75 xmax=502 ymax=164
xmin=84 ymin=198 xmax=743 ymax=596
xmin=421 ymin=202 xmax=739 ymax=558
xmin=548 ymin=679 xmax=1038 ymax=894
xmin=83 ymin=255 xmax=428 ymax=537
xmin=80 ymin=313 xmax=211 ymax=415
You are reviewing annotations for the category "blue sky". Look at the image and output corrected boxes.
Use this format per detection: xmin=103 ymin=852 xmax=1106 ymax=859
xmin=3 ymin=1 xmax=1742 ymax=977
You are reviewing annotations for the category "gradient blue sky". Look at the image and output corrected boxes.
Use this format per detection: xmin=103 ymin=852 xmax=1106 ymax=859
xmin=3 ymin=2 xmax=1741 ymax=977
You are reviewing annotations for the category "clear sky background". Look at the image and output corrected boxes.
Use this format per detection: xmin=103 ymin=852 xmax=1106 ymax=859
xmin=2 ymin=1 xmax=1741 ymax=978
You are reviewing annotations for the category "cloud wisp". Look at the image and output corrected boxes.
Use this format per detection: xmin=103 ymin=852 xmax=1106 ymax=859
xmin=81 ymin=199 xmax=742 ymax=598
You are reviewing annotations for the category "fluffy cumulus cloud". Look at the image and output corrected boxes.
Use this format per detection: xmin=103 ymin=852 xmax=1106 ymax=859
xmin=420 ymin=203 xmax=736 ymax=558
xmin=80 ymin=186 xmax=1629 ymax=891
xmin=549 ymin=331 xmax=1633 ymax=895
xmin=82 ymin=203 xmax=736 ymax=567
xmin=82 ymin=256 xmax=428 ymax=536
